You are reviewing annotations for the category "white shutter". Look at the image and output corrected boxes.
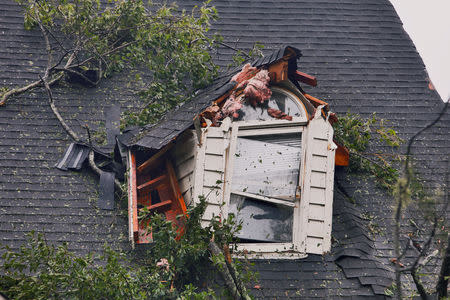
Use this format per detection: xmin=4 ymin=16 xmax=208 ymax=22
xmin=192 ymin=119 xmax=231 ymax=226
xmin=299 ymin=107 xmax=336 ymax=254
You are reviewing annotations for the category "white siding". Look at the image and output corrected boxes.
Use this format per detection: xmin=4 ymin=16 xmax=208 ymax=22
xmin=300 ymin=107 xmax=336 ymax=254
xmin=169 ymin=131 xmax=197 ymax=206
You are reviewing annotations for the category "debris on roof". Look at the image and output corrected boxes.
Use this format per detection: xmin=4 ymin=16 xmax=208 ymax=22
xmin=55 ymin=143 xmax=90 ymax=171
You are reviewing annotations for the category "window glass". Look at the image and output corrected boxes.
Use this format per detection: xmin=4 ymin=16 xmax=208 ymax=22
xmin=229 ymin=195 xmax=293 ymax=242
xmin=231 ymin=132 xmax=302 ymax=200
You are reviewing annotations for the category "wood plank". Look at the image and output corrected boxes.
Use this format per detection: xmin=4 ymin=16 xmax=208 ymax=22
xmin=148 ymin=200 xmax=172 ymax=211
xmin=335 ymin=141 xmax=349 ymax=166
xmin=203 ymin=187 xmax=223 ymax=205
xmin=310 ymin=171 xmax=326 ymax=188
xmin=310 ymin=187 xmax=326 ymax=205
xmin=137 ymin=174 xmax=167 ymax=191
xmin=205 ymin=137 xmax=224 ymax=155
xmin=293 ymin=71 xmax=317 ymax=87
xmin=308 ymin=203 xmax=325 ymax=221
xmin=303 ymin=94 xmax=329 ymax=109
xmin=192 ymin=130 xmax=206 ymax=205
xmin=178 ymin=174 xmax=193 ymax=194
xmin=307 ymin=220 xmax=325 ymax=238
xmin=137 ymin=143 xmax=173 ymax=174
xmin=129 ymin=152 xmax=138 ymax=243
xmin=166 ymin=159 xmax=187 ymax=215
xmin=204 ymin=154 xmax=224 ymax=172
xmin=170 ymin=131 xmax=196 ymax=166
xmin=205 ymin=127 xmax=224 ymax=138
xmin=202 ymin=203 xmax=222 ymax=221
xmin=203 ymin=170 xmax=223 ymax=187
xmin=311 ymin=154 xmax=327 ymax=172
xmin=174 ymin=158 xmax=195 ymax=180
xmin=305 ymin=236 xmax=324 ymax=254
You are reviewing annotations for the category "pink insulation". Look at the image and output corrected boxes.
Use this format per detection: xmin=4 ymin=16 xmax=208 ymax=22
xmin=231 ymin=63 xmax=258 ymax=84
xmin=268 ymin=108 xmax=293 ymax=121
xmin=202 ymin=64 xmax=292 ymax=125
xmin=243 ymin=70 xmax=272 ymax=107
xmin=221 ymin=94 xmax=243 ymax=119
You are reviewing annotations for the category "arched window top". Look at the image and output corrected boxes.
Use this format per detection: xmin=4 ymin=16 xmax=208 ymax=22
xmin=237 ymin=86 xmax=308 ymax=122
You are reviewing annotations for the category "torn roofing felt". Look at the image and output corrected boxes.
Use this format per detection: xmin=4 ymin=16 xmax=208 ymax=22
xmin=118 ymin=46 xmax=302 ymax=151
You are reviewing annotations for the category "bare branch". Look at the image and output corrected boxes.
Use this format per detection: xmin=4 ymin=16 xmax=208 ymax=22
xmin=394 ymin=100 xmax=449 ymax=299
xmin=40 ymin=75 xmax=80 ymax=142
xmin=215 ymin=41 xmax=251 ymax=58
xmin=436 ymin=234 xmax=450 ymax=298
xmin=54 ymin=67 xmax=98 ymax=87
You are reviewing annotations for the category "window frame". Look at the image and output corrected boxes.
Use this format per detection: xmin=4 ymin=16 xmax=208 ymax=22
xmin=224 ymin=119 xmax=309 ymax=258
xmin=219 ymin=84 xmax=311 ymax=258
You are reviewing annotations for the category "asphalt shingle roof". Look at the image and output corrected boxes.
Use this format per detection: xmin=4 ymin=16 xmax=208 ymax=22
xmin=1 ymin=0 xmax=448 ymax=298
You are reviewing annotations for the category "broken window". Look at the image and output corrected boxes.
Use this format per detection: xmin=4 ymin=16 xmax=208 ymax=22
xmin=229 ymin=130 xmax=302 ymax=243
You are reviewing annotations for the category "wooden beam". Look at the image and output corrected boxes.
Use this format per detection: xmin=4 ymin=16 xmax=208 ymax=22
xmin=268 ymin=60 xmax=288 ymax=83
xmin=304 ymin=93 xmax=329 ymax=110
xmin=137 ymin=174 xmax=167 ymax=191
xmin=166 ymin=159 xmax=187 ymax=215
xmin=293 ymin=70 xmax=317 ymax=87
xmin=137 ymin=143 xmax=173 ymax=174
xmin=148 ymin=200 xmax=172 ymax=211
xmin=130 ymin=152 xmax=138 ymax=241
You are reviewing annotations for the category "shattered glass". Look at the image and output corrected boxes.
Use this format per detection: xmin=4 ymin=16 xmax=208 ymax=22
xmin=231 ymin=132 xmax=301 ymax=200
xmin=229 ymin=195 xmax=293 ymax=242
xmin=230 ymin=131 xmax=301 ymax=243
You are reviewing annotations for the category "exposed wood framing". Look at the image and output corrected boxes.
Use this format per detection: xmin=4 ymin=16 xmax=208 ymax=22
xmin=293 ymin=70 xmax=318 ymax=87
xmin=268 ymin=60 xmax=289 ymax=83
xmin=303 ymin=93 xmax=329 ymax=109
xmin=137 ymin=142 xmax=173 ymax=174
xmin=128 ymin=151 xmax=138 ymax=248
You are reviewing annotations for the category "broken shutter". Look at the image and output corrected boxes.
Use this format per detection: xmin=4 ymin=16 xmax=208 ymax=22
xmin=192 ymin=121 xmax=231 ymax=226
xmin=128 ymin=151 xmax=187 ymax=246
xmin=299 ymin=107 xmax=336 ymax=254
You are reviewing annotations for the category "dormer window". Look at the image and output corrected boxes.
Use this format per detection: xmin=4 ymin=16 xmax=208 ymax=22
xmin=125 ymin=47 xmax=342 ymax=258
xmin=190 ymin=86 xmax=336 ymax=258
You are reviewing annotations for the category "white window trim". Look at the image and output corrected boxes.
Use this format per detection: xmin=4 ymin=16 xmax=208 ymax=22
xmin=224 ymin=120 xmax=309 ymax=258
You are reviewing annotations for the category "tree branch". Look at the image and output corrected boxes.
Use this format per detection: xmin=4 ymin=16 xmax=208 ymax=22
xmin=394 ymin=100 xmax=449 ymax=299
xmin=86 ymin=131 xmax=123 ymax=193
xmin=436 ymin=234 xmax=450 ymax=298
xmin=40 ymin=75 xmax=80 ymax=142
xmin=208 ymin=241 xmax=242 ymax=300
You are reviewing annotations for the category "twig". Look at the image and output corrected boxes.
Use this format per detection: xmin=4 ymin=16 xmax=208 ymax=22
xmin=215 ymin=41 xmax=250 ymax=58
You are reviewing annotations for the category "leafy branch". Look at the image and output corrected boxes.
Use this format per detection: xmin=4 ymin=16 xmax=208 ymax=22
xmin=333 ymin=112 xmax=404 ymax=192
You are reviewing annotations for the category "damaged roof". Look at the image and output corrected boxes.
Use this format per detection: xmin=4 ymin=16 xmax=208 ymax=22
xmin=1 ymin=0 xmax=448 ymax=298
xmin=119 ymin=45 xmax=302 ymax=151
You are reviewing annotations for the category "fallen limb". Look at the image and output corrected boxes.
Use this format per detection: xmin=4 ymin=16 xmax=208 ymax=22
xmin=208 ymin=241 xmax=242 ymax=300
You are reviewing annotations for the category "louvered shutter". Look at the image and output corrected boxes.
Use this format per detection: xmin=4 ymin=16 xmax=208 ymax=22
xmin=192 ymin=120 xmax=231 ymax=226
xmin=299 ymin=107 xmax=336 ymax=254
